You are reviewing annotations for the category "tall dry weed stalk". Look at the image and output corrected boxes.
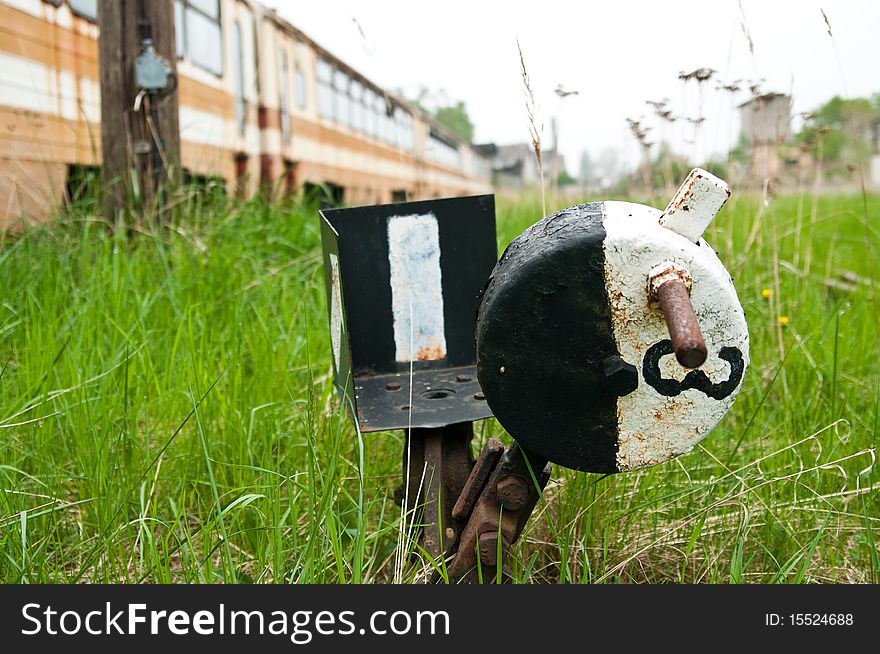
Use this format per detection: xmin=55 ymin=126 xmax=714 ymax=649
xmin=647 ymin=98 xmax=677 ymax=194
xmin=626 ymin=117 xmax=654 ymax=196
xmin=819 ymin=7 xmax=879 ymax=332
xmin=517 ymin=39 xmax=545 ymax=217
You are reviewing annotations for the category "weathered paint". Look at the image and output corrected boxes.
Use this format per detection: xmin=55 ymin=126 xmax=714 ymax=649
xmin=328 ymin=252 xmax=344 ymax=372
xmin=603 ymin=200 xmax=749 ymax=471
xmin=475 ymin=203 xmax=622 ymax=473
xmin=659 ymin=168 xmax=731 ymax=243
xmin=387 ymin=213 xmax=447 ymax=363
xmin=648 ymin=261 xmax=692 ymax=296
xmin=320 ymin=196 xmax=497 ymax=432
xmin=476 ymin=173 xmax=749 ymax=473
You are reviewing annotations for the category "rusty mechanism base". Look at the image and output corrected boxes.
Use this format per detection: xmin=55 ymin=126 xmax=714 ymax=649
xmin=398 ymin=423 xmax=551 ymax=583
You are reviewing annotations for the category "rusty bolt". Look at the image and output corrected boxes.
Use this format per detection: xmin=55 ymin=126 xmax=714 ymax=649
xmin=649 ymin=262 xmax=707 ymax=369
xmin=603 ymin=355 xmax=639 ymax=396
xmin=478 ymin=531 xmax=507 ymax=567
xmin=495 ymin=475 xmax=530 ymax=511
xmin=656 ymin=280 xmax=707 ymax=368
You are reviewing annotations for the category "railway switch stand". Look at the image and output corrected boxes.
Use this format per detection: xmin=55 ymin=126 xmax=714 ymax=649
xmin=320 ymin=169 xmax=749 ymax=582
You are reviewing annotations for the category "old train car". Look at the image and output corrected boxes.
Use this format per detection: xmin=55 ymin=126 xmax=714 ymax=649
xmin=0 ymin=0 xmax=492 ymax=231
xmin=258 ymin=9 xmax=492 ymax=206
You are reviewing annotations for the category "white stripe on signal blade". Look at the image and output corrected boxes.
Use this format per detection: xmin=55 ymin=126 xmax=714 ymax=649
xmin=387 ymin=213 xmax=447 ymax=363
xmin=328 ymin=252 xmax=344 ymax=372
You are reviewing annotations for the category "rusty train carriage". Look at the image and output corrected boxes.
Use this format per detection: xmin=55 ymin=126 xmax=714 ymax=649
xmin=0 ymin=0 xmax=492 ymax=230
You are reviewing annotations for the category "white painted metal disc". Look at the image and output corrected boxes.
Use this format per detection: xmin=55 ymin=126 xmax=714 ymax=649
xmin=603 ymin=201 xmax=749 ymax=471
xmin=476 ymin=196 xmax=749 ymax=473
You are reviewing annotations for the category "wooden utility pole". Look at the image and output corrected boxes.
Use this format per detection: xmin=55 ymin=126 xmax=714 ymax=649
xmin=99 ymin=0 xmax=181 ymax=221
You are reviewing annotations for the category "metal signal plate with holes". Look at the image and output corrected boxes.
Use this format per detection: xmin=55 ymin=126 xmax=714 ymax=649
xmin=319 ymin=195 xmax=498 ymax=433
xmin=353 ymin=366 xmax=489 ymax=432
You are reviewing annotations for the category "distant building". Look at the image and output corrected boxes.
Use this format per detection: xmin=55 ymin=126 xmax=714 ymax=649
xmin=476 ymin=143 xmax=567 ymax=190
xmin=738 ymin=93 xmax=792 ymax=180
xmin=740 ymin=93 xmax=792 ymax=145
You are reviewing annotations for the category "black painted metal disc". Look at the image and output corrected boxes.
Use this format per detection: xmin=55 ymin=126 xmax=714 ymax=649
xmin=476 ymin=203 xmax=622 ymax=473
xmin=476 ymin=200 xmax=750 ymax=474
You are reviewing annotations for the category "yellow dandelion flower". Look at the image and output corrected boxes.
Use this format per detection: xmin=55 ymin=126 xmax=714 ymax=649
xmin=761 ymin=288 xmax=772 ymax=299
xmin=778 ymin=315 xmax=790 ymax=326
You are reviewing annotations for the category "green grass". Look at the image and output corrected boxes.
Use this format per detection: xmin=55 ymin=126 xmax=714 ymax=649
xmin=0 ymin=187 xmax=878 ymax=583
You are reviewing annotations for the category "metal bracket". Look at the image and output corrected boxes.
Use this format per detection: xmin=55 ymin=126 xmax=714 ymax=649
xmin=398 ymin=425 xmax=550 ymax=583
xmin=398 ymin=423 xmax=473 ymax=563
xmin=444 ymin=441 xmax=550 ymax=583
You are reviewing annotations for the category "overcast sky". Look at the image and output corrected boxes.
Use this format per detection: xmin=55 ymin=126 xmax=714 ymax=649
xmin=263 ymin=0 xmax=880 ymax=174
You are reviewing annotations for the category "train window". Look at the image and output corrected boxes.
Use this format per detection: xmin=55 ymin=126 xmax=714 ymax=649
xmin=397 ymin=111 xmax=413 ymax=151
xmin=333 ymin=69 xmax=350 ymax=127
xmin=394 ymin=109 xmax=407 ymax=150
xmin=317 ymin=58 xmax=334 ymax=119
xmin=69 ymin=0 xmax=98 ymax=20
xmin=403 ymin=111 xmax=411 ymax=149
xmin=378 ymin=109 xmax=386 ymax=142
xmin=428 ymin=129 xmax=462 ymax=169
xmin=380 ymin=110 xmax=389 ymax=143
xmin=393 ymin=109 xmax=403 ymax=147
xmin=374 ymin=93 xmax=385 ymax=140
xmin=316 ymin=58 xmax=333 ymax=83
xmin=295 ymin=66 xmax=307 ymax=110
xmin=188 ymin=0 xmax=220 ymax=19
xmin=382 ymin=105 xmax=395 ymax=144
xmin=350 ymin=81 xmax=364 ymax=133
xmin=279 ymin=48 xmax=291 ymax=141
xmin=175 ymin=1 xmax=185 ymax=55
xmin=362 ymin=89 xmax=376 ymax=138
xmin=364 ymin=90 xmax=375 ymax=136
xmin=232 ymin=22 xmax=246 ymax=136
xmin=177 ymin=0 xmax=224 ymax=76
xmin=186 ymin=10 xmax=223 ymax=75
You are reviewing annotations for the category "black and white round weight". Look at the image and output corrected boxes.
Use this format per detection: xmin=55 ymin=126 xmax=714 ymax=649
xmin=476 ymin=169 xmax=750 ymax=473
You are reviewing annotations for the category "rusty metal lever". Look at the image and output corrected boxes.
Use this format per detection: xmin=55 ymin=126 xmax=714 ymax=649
xmin=649 ymin=262 xmax=707 ymax=369
xmin=656 ymin=279 xmax=707 ymax=369
xmin=443 ymin=442 xmax=550 ymax=583
xmin=398 ymin=429 xmax=550 ymax=583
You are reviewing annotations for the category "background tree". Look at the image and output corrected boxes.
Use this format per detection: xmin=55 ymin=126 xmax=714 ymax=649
xmin=797 ymin=95 xmax=880 ymax=175
xmin=434 ymin=101 xmax=474 ymax=142
xmin=402 ymin=86 xmax=475 ymax=141
xmin=557 ymin=169 xmax=577 ymax=186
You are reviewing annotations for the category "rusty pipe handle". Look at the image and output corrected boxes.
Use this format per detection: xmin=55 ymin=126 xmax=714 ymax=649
xmin=656 ymin=279 xmax=707 ymax=369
